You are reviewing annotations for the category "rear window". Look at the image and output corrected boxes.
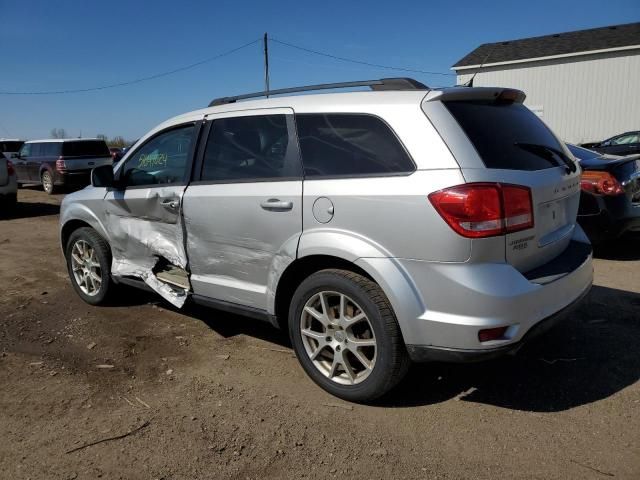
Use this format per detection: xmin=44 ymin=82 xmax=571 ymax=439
xmin=62 ymin=140 xmax=110 ymax=157
xmin=295 ymin=114 xmax=414 ymax=177
xmin=0 ymin=141 xmax=24 ymax=152
xmin=445 ymin=101 xmax=564 ymax=171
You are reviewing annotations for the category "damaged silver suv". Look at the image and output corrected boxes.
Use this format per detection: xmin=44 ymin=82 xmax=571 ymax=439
xmin=60 ymin=78 xmax=593 ymax=401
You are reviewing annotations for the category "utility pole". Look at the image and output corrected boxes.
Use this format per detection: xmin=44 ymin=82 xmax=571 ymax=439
xmin=263 ymin=32 xmax=270 ymax=97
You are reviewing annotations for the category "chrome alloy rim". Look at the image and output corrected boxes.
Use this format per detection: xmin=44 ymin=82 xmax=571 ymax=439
xmin=42 ymin=172 xmax=52 ymax=192
xmin=70 ymin=240 xmax=102 ymax=296
xmin=300 ymin=291 xmax=377 ymax=385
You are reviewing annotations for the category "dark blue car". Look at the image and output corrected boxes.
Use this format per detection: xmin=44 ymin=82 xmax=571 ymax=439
xmin=567 ymin=143 xmax=640 ymax=244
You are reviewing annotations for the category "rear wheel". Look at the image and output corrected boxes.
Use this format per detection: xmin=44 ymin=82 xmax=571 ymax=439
xmin=289 ymin=269 xmax=410 ymax=402
xmin=41 ymin=170 xmax=55 ymax=194
xmin=65 ymin=227 xmax=113 ymax=305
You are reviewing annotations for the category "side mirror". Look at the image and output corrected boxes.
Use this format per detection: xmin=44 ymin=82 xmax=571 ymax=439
xmin=91 ymin=165 xmax=115 ymax=188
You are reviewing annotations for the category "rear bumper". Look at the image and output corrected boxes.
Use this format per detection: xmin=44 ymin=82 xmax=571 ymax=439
xmin=392 ymin=230 xmax=593 ymax=362
xmin=54 ymin=170 xmax=91 ymax=186
xmin=0 ymin=175 xmax=18 ymax=196
xmin=578 ymin=192 xmax=640 ymax=242
xmin=407 ymin=283 xmax=590 ymax=362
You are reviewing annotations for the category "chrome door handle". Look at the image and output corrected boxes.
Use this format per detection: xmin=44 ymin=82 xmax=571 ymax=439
xmin=160 ymin=199 xmax=180 ymax=210
xmin=260 ymin=199 xmax=293 ymax=211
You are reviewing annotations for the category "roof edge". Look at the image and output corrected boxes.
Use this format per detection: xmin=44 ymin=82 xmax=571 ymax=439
xmin=452 ymin=44 xmax=640 ymax=71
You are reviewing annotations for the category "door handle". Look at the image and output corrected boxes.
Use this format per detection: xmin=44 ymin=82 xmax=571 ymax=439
xmin=160 ymin=199 xmax=180 ymax=210
xmin=260 ymin=199 xmax=293 ymax=211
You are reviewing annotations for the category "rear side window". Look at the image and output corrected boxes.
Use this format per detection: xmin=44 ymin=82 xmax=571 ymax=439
xmin=201 ymin=114 xmax=300 ymax=182
xmin=295 ymin=114 xmax=414 ymax=177
xmin=0 ymin=141 xmax=23 ymax=152
xmin=62 ymin=140 xmax=110 ymax=157
xmin=445 ymin=101 xmax=564 ymax=171
xmin=42 ymin=143 xmax=62 ymax=156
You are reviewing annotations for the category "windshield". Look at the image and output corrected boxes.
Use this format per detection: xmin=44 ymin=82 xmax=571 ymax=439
xmin=62 ymin=140 xmax=110 ymax=157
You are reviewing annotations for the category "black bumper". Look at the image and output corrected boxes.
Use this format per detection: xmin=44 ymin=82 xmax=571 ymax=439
xmin=578 ymin=192 xmax=640 ymax=243
xmin=55 ymin=170 xmax=91 ymax=186
xmin=407 ymin=282 xmax=591 ymax=363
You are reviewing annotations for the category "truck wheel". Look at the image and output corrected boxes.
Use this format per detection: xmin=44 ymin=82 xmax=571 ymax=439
xmin=41 ymin=170 xmax=55 ymax=194
xmin=65 ymin=227 xmax=113 ymax=305
xmin=288 ymin=269 xmax=410 ymax=402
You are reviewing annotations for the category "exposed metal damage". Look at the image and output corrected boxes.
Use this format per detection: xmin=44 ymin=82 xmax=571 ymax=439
xmin=105 ymin=188 xmax=191 ymax=308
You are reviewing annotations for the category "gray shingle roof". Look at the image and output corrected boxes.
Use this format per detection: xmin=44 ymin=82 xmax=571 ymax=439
xmin=453 ymin=22 xmax=640 ymax=69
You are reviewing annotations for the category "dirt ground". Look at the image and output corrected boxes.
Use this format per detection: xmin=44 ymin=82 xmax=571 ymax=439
xmin=0 ymin=187 xmax=638 ymax=480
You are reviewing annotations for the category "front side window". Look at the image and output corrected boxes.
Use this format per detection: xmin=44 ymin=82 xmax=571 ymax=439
xmin=19 ymin=143 xmax=32 ymax=157
xmin=120 ymin=124 xmax=194 ymax=187
xmin=201 ymin=114 xmax=299 ymax=182
xmin=295 ymin=114 xmax=414 ymax=177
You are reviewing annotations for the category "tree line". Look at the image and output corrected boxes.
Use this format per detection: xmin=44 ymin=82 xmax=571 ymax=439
xmin=50 ymin=128 xmax=133 ymax=148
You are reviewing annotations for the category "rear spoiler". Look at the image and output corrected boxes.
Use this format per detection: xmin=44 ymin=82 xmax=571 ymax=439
xmin=424 ymin=87 xmax=526 ymax=104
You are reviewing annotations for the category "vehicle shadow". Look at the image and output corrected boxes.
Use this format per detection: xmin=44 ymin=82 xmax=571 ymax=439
xmin=594 ymin=233 xmax=640 ymax=261
xmin=377 ymin=285 xmax=640 ymax=411
xmin=0 ymin=200 xmax=60 ymax=219
xmin=107 ymin=283 xmax=639 ymax=412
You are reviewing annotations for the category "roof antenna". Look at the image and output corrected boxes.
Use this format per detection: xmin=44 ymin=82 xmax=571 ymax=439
xmin=463 ymin=43 xmax=496 ymax=87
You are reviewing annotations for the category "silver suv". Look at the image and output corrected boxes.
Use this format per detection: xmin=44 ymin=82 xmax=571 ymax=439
xmin=60 ymin=78 xmax=593 ymax=401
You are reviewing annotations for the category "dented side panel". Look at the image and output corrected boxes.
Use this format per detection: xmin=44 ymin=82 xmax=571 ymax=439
xmin=104 ymin=186 xmax=189 ymax=307
xmin=182 ymin=180 xmax=303 ymax=312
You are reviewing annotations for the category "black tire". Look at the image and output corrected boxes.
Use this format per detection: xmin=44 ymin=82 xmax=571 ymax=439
xmin=288 ymin=269 xmax=410 ymax=402
xmin=65 ymin=227 xmax=113 ymax=305
xmin=41 ymin=170 xmax=55 ymax=194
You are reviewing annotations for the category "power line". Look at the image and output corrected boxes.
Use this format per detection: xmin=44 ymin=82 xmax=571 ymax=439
xmin=269 ymin=37 xmax=455 ymax=77
xmin=0 ymin=38 xmax=261 ymax=95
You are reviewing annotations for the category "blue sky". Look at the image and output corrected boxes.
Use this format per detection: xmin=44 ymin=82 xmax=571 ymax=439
xmin=1 ymin=0 xmax=638 ymax=140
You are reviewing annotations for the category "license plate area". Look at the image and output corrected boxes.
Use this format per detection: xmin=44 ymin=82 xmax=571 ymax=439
xmin=537 ymin=197 xmax=572 ymax=247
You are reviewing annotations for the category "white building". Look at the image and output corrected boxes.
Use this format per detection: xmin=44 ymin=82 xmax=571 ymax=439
xmin=452 ymin=22 xmax=640 ymax=144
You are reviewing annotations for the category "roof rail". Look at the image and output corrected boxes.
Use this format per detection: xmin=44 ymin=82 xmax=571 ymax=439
xmin=208 ymin=77 xmax=428 ymax=107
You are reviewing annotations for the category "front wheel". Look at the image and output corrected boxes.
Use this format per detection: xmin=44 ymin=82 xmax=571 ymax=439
xmin=65 ymin=227 xmax=113 ymax=305
xmin=41 ymin=170 xmax=55 ymax=194
xmin=288 ymin=269 xmax=410 ymax=402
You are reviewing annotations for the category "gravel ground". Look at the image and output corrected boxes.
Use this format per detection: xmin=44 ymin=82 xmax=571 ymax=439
xmin=1 ymin=187 xmax=638 ymax=480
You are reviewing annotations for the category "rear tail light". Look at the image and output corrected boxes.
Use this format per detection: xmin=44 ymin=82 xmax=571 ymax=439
xmin=6 ymin=160 xmax=15 ymax=176
xmin=580 ymin=171 xmax=624 ymax=196
xmin=428 ymin=183 xmax=534 ymax=238
xmin=56 ymin=156 xmax=67 ymax=172
xmin=478 ymin=326 xmax=509 ymax=343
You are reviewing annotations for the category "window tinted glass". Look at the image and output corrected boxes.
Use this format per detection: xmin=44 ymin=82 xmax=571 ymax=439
xmin=295 ymin=114 xmax=414 ymax=177
xmin=445 ymin=101 xmax=564 ymax=171
xmin=30 ymin=143 xmax=43 ymax=157
xmin=42 ymin=143 xmax=62 ymax=156
xmin=62 ymin=140 xmax=110 ymax=157
xmin=0 ymin=141 xmax=23 ymax=152
xmin=201 ymin=115 xmax=299 ymax=181
xmin=611 ymin=133 xmax=639 ymax=145
xmin=121 ymin=124 xmax=194 ymax=187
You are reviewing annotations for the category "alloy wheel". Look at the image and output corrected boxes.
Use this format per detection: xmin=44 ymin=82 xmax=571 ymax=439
xmin=70 ymin=239 xmax=102 ymax=296
xmin=300 ymin=291 xmax=377 ymax=385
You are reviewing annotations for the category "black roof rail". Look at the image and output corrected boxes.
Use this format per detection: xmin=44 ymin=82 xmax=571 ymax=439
xmin=208 ymin=77 xmax=428 ymax=107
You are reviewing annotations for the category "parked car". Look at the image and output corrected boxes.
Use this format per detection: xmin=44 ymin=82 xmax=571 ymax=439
xmin=14 ymin=138 xmax=112 ymax=194
xmin=0 ymin=139 xmax=25 ymax=159
xmin=0 ymin=156 xmax=17 ymax=208
xmin=580 ymin=131 xmax=640 ymax=157
xmin=567 ymin=143 xmax=640 ymax=244
xmin=109 ymin=147 xmax=123 ymax=162
xmin=60 ymin=78 xmax=593 ymax=401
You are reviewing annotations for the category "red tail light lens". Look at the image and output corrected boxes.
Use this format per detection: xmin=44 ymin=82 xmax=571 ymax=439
xmin=6 ymin=160 xmax=15 ymax=176
xmin=429 ymin=183 xmax=534 ymax=238
xmin=56 ymin=156 xmax=66 ymax=172
xmin=478 ymin=326 xmax=509 ymax=342
xmin=580 ymin=171 xmax=624 ymax=196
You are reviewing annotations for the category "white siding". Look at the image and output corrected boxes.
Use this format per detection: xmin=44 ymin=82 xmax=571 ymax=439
xmin=456 ymin=49 xmax=640 ymax=144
